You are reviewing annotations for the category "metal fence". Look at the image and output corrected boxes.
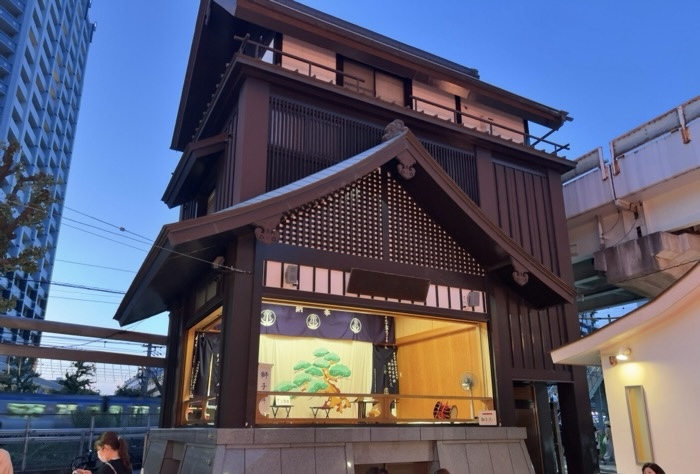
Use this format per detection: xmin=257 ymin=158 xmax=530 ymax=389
xmin=0 ymin=418 xmax=150 ymax=473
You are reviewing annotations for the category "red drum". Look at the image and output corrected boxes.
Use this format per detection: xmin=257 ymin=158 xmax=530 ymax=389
xmin=433 ymin=401 xmax=457 ymax=419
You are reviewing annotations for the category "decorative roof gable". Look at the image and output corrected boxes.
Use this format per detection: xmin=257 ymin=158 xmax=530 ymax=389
xmin=117 ymin=124 xmax=575 ymax=325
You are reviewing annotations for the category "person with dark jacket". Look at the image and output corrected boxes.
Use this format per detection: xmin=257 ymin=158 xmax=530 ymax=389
xmin=73 ymin=431 xmax=132 ymax=474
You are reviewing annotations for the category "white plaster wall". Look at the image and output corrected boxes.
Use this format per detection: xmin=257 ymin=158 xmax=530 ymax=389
xmin=601 ymin=301 xmax=700 ymax=474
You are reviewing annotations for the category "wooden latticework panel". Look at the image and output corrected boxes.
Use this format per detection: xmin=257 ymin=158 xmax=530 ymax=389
xmin=386 ymin=174 xmax=483 ymax=275
xmin=278 ymin=169 xmax=384 ymax=258
xmin=278 ymin=169 xmax=484 ymax=276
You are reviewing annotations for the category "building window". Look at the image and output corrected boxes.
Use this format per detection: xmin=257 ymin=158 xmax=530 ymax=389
xmin=341 ymin=58 xmax=405 ymax=106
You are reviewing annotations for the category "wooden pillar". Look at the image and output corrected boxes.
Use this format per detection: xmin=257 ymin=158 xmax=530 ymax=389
xmin=216 ymin=233 xmax=264 ymax=427
xmin=161 ymin=305 xmax=184 ymax=428
xmin=487 ymin=283 xmax=516 ymax=426
xmin=233 ymin=77 xmax=270 ymax=203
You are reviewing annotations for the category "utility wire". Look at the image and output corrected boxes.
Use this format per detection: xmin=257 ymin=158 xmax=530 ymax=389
xmin=50 ymin=296 xmax=120 ymax=304
xmin=61 ymin=216 xmax=152 ymax=245
xmin=12 ymin=199 xmax=251 ymax=273
xmin=61 ymin=222 xmax=151 ymax=252
xmin=55 ymin=259 xmax=135 ymax=273
xmin=63 ymin=204 xmax=155 ymax=243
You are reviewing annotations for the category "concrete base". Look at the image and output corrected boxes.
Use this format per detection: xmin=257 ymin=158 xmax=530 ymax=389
xmin=142 ymin=426 xmax=535 ymax=474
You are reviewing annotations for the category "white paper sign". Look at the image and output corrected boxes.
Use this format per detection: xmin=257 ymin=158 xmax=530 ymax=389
xmin=478 ymin=410 xmax=497 ymax=426
xmin=258 ymin=363 xmax=273 ymax=416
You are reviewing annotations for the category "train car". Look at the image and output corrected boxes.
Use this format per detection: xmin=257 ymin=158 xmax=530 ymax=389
xmin=0 ymin=392 xmax=161 ymax=429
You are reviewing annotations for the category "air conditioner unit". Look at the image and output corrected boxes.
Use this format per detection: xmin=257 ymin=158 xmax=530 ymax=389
xmin=284 ymin=264 xmax=299 ymax=287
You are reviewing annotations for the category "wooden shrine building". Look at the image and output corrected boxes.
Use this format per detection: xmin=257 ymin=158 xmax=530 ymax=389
xmin=115 ymin=1 xmax=596 ymax=473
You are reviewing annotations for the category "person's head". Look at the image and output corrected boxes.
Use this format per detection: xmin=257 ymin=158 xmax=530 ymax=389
xmin=435 ymin=469 xmax=451 ymax=474
xmin=365 ymin=468 xmax=388 ymax=474
xmin=94 ymin=431 xmax=132 ymax=471
xmin=642 ymin=463 xmax=665 ymax=474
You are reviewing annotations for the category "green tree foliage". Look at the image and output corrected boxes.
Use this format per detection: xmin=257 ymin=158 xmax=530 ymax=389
xmin=0 ymin=141 xmax=56 ymax=312
xmin=0 ymin=356 xmax=40 ymax=392
xmin=114 ymin=384 xmax=142 ymax=397
xmin=57 ymin=361 xmax=100 ymax=395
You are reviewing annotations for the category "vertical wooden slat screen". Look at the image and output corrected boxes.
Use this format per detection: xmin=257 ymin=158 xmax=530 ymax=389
xmin=268 ymin=97 xmax=479 ymax=201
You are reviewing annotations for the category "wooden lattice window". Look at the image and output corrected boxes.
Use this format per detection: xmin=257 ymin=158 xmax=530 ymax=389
xmin=278 ymin=170 xmax=384 ymax=259
xmin=278 ymin=169 xmax=484 ymax=276
xmin=386 ymin=174 xmax=483 ymax=276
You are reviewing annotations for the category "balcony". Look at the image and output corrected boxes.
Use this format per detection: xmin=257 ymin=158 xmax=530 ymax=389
xmin=0 ymin=29 xmax=15 ymax=55
xmin=0 ymin=0 xmax=25 ymax=17
xmin=226 ymin=35 xmax=568 ymax=156
xmin=0 ymin=7 xmax=21 ymax=36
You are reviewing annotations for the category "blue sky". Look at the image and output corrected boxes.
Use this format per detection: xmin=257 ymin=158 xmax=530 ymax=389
xmin=43 ymin=0 xmax=699 ymax=384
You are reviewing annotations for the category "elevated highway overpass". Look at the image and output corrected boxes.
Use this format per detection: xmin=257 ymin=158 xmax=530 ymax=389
xmin=564 ymin=95 xmax=700 ymax=313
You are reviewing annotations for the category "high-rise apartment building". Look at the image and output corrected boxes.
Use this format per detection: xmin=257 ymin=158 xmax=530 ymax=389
xmin=0 ymin=0 xmax=95 ymax=346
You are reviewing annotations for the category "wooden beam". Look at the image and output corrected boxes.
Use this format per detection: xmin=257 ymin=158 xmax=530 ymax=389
xmin=0 ymin=315 xmax=167 ymax=345
xmin=0 ymin=343 xmax=165 ymax=368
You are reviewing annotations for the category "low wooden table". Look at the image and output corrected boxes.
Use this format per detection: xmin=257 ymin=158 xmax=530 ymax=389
xmin=271 ymin=405 xmax=292 ymax=418
xmin=310 ymin=406 xmax=332 ymax=418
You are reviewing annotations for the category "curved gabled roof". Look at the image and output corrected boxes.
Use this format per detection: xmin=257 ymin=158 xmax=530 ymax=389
xmin=116 ymin=127 xmax=575 ymax=325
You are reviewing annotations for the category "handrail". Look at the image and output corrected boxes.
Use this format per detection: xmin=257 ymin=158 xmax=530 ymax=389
xmin=253 ymin=390 xmax=493 ymax=425
xmin=410 ymin=94 xmax=569 ymax=153
xmin=233 ymin=35 xmax=569 ymax=155
xmin=234 ymin=34 xmax=366 ymax=90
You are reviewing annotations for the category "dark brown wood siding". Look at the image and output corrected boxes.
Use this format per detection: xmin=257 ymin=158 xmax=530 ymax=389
xmin=505 ymin=293 xmax=566 ymax=373
xmin=492 ymin=160 xmax=559 ymax=276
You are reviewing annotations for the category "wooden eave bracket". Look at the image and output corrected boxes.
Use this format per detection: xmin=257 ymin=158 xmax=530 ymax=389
xmin=511 ymin=258 xmax=530 ymax=286
xmin=254 ymin=216 xmax=282 ymax=244
xmin=395 ymin=150 xmax=417 ymax=180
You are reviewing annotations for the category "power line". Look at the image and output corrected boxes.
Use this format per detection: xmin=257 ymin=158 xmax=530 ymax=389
xmin=61 ymin=222 xmax=151 ymax=252
xmin=13 ymin=199 xmax=251 ymax=274
xmin=50 ymin=288 xmax=123 ymax=297
xmin=63 ymin=204 xmax=154 ymax=243
xmin=61 ymin=216 xmax=152 ymax=245
xmin=55 ymin=259 xmax=135 ymax=273
xmin=50 ymin=296 xmax=120 ymax=304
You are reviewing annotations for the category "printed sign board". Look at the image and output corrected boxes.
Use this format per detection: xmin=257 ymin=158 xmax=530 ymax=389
xmin=478 ymin=410 xmax=497 ymax=426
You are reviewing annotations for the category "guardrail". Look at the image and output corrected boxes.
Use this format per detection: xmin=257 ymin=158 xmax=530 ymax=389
xmin=182 ymin=391 xmax=492 ymax=426
xmin=252 ymin=391 xmax=493 ymax=425
xmin=0 ymin=420 xmax=150 ymax=473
